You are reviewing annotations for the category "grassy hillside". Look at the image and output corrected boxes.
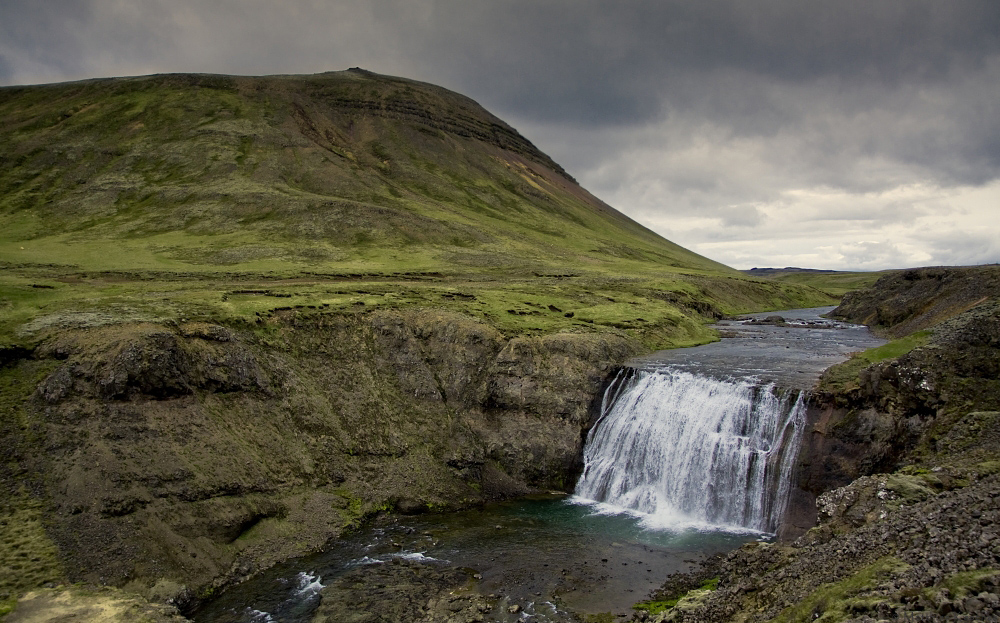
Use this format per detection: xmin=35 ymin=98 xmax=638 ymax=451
xmin=0 ymin=70 xmax=833 ymax=348
xmin=0 ymin=70 xmax=723 ymax=274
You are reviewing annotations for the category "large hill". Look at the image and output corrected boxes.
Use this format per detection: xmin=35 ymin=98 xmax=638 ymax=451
xmin=0 ymin=70 xmax=832 ymax=349
xmin=0 ymin=69 xmax=726 ymax=274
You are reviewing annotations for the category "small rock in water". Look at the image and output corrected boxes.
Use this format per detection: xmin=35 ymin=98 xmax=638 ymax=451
xmin=508 ymin=604 xmax=521 ymax=613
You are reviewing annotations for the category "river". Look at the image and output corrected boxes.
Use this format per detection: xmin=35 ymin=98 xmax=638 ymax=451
xmin=192 ymin=306 xmax=884 ymax=622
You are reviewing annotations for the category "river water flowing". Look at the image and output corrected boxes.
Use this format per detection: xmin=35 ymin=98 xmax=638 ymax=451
xmin=193 ymin=306 xmax=884 ymax=622
xmin=574 ymin=369 xmax=806 ymax=533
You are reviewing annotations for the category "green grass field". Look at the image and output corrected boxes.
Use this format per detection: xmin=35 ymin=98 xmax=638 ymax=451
xmin=0 ymin=70 xmax=837 ymax=349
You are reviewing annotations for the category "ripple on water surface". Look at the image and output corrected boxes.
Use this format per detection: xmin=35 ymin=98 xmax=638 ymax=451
xmin=193 ymin=496 xmax=761 ymax=622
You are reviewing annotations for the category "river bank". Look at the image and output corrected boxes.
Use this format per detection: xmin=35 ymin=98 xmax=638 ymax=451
xmin=1 ymin=309 xmax=645 ymax=611
xmin=640 ymin=265 xmax=1000 ymax=622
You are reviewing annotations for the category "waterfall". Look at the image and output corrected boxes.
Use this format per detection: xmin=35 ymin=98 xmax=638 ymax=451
xmin=574 ymin=367 xmax=806 ymax=533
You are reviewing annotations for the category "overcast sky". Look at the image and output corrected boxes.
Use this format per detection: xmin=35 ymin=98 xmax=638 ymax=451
xmin=2 ymin=1 xmax=998 ymax=270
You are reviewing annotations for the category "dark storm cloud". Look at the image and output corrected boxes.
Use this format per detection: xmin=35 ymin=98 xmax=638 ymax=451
xmin=375 ymin=0 xmax=1000 ymax=190
xmin=0 ymin=53 xmax=13 ymax=83
xmin=0 ymin=1 xmax=89 ymax=82
xmin=6 ymin=1 xmax=997 ymax=119
xmin=412 ymin=1 xmax=1000 ymax=121
xmin=0 ymin=0 xmax=178 ymax=84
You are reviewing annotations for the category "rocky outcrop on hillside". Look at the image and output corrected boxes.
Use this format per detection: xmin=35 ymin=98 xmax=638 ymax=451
xmin=0 ymin=310 xmax=640 ymax=610
xmin=299 ymin=68 xmax=576 ymax=182
xmin=834 ymin=265 xmax=1000 ymax=338
xmin=780 ymin=305 xmax=997 ymax=538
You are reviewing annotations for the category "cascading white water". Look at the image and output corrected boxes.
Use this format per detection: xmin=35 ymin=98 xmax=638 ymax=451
xmin=574 ymin=367 xmax=806 ymax=533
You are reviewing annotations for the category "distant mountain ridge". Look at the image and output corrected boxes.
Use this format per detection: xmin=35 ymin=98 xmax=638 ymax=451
xmin=743 ymin=267 xmax=842 ymax=276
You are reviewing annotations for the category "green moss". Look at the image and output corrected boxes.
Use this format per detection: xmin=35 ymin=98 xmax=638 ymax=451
xmin=0 ymin=498 xmax=65 ymax=598
xmin=197 ymin=585 xmax=216 ymax=600
xmin=883 ymin=473 xmax=938 ymax=502
xmin=633 ymin=577 xmax=720 ymax=616
xmin=977 ymin=460 xmax=1000 ymax=476
xmin=857 ymin=330 xmax=932 ymax=364
xmin=818 ymin=331 xmax=933 ymax=394
xmin=770 ymin=557 xmax=908 ymax=623
xmin=937 ymin=568 xmax=998 ymax=599
xmin=633 ymin=598 xmax=681 ymax=615
xmin=0 ymin=358 xmax=63 ymax=602
xmin=0 ymin=596 xmax=16 ymax=617
xmin=335 ymin=487 xmax=365 ymax=523
xmin=699 ymin=577 xmax=720 ymax=591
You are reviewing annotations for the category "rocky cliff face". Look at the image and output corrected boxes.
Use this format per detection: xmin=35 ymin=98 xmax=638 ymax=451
xmin=1 ymin=310 xmax=640 ymax=607
xmin=835 ymin=265 xmax=1000 ymax=338
xmin=779 ymin=271 xmax=1000 ymax=539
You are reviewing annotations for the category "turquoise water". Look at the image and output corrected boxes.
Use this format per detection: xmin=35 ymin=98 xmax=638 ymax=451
xmin=193 ymin=495 xmax=762 ymax=622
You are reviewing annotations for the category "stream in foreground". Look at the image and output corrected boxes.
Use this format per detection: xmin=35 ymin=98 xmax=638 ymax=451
xmin=194 ymin=496 xmax=757 ymax=622
xmin=193 ymin=306 xmax=884 ymax=622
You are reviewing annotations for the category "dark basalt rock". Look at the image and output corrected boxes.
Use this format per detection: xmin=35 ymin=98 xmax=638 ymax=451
xmin=312 ymin=560 xmax=493 ymax=623
xmin=4 ymin=311 xmax=641 ymax=599
xmin=833 ymin=265 xmax=1000 ymax=338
